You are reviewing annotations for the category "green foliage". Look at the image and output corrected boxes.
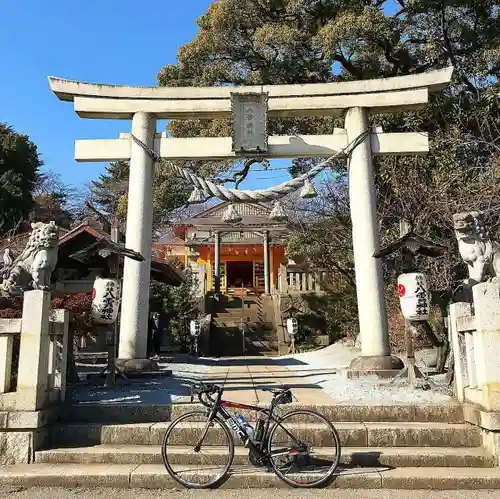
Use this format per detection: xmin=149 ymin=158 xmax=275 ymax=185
xmin=0 ymin=123 xmax=42 ymax=234
xmin=149 ymin=267 xmax=199 ymax=345
xmin=156 ymin=0 xmax=499 ymax=342
xmin=91 ymin=161 xmax=130 ymax=220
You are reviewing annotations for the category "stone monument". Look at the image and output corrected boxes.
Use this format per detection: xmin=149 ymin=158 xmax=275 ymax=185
xmin=0 ymin=221 xmax=59 ymax=296
xmin=453 ymin=210 xmax=500 ymax=286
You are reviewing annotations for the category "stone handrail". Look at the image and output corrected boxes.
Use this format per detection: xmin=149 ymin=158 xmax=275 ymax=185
xmin=449 ymin=282 xmax=500 ymax=411
xmin=278 ymin=265 xmax=327 ymax=295
xmin=0 ymin=291 xmax=69 ymax=411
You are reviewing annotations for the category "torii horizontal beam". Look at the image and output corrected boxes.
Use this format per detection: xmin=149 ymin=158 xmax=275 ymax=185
xmin=49 ymin=67 xmax=452 ymax=101
xmin=48 ymin=67 xmax=452 ymax=120
xmin=74 ymin=131 xmax=428 ymax=162
xmin=71 ymin=89 xmax=428 ymax=119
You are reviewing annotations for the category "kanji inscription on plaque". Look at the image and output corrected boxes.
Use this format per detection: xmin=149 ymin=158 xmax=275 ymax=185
xmin=231 ymin=92 xmax=268 ymax=153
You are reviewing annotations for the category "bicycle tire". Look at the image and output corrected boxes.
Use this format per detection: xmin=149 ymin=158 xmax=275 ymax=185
xmin=161 ymin=410 xmax=235 ymax=489
xmin=267 ymin=409 xmax=341 ymax=488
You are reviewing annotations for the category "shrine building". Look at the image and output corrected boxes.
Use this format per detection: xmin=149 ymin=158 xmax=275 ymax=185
xmin=153 ymin=201 xmax=289 ymax=295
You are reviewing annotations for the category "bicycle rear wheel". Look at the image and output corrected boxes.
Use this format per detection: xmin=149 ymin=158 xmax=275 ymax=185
xmin=267 ymin=409 xmax=341 ymax=488
xmin=161 ymin=411 xmax=235 ymax=489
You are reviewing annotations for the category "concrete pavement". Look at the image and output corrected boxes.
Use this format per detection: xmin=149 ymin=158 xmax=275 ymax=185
xmin=204 ymin=357 xmax=337 ymax=405
xmin=2 ymin=487 xmax=500 ymax=499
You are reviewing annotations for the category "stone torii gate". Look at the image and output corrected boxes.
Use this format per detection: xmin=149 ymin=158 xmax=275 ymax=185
xmin=49 ymin=67 xmax=452 ymax=373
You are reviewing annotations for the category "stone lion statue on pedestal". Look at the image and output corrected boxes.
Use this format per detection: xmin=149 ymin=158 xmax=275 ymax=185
xmin=0 ymin=221 xmax=59 ymax=296
xmin=453 ymin=211 xmax=500 ymax=285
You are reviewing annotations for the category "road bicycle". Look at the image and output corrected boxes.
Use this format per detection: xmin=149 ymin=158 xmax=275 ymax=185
xmin=161 ymin=381 xmax=341 ymax=489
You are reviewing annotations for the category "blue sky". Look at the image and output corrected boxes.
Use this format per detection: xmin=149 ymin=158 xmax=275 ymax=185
xmin=1 ymin=1 xmax=216 ymax=186
xmin=1 ymin=0 xmax=399 ymax=193
xmin=0 ymin=0 xmax=293 ymax=192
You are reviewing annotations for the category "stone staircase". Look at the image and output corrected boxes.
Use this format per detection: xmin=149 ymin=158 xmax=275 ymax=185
xmin=3 ymin=402 xmax=500 ymax=489
xmin=210 ymin=294 xmax=278 ymax=356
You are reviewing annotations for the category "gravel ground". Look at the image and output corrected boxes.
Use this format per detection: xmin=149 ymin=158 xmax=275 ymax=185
xmin=281 ymin=342 xmax=454 ymax=405
xmin=1 ymin=488 xmax=499 ymax=499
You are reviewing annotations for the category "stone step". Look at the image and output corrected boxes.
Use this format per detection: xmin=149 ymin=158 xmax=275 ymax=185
xmin=50 ymin=422 xmax=481 ymax=448
xmin=36 ymin=444 xmax=495 ymax=468
xmin=62 ymin=403 xmax=465 ymax=424
xmin=3 ymin=463 xmax=500 ymax=489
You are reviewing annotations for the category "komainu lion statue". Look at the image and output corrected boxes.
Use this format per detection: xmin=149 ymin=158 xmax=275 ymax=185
xmin=0 ymin=221 xmax=59 ymax=296
xmin=453 ymin=211 xmax=500 ymax=284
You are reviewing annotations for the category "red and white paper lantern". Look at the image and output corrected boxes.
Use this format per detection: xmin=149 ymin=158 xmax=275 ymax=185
xmin=397 ymin=272 xmax=430 ymax=322
xmin=91 ymin=277 xmax=121 ymax=324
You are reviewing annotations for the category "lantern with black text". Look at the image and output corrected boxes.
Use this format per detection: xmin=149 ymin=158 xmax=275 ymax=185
xmin=190 ymin=319 xmax=201 ymax=337
xmin=286 ymin=317 xmax=298 ymax=337
xmin=397 ymin=272 xmax=430 ymax=322
xmin=91 ymin=277 xmax=121 ymax=324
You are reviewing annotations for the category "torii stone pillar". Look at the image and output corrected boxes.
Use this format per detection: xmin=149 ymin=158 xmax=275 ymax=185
xmin=116 ymin=111 xmax=157 ymax=372
xmin=346 ymin=107 xmax=402 ymax=374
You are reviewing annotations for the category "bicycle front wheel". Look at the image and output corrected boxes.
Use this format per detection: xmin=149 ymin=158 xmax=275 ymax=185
xmin=267 ymin=409 xmax=341 ymax=488
xmin=161 ymin=411 xmax=235 ymax=489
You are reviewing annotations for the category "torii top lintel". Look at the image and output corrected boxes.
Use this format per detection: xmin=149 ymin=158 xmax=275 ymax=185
xmin=48 ymin=67 xmax=453 ymax=120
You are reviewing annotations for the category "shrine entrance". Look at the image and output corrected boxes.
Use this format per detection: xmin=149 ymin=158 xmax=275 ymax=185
xmin=226 ymin=261 xmax=253 ymax=290
xmin=49 ymin=67 xmax=453 ymax=373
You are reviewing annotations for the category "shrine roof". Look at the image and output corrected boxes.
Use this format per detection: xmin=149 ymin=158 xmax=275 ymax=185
xmin=59 ymin=219 xmax=184 ymax=286
xmin=181 ymin=201 xmax=291 ymax=229
xmin=155 ymin=231 xmax=185 ymax=245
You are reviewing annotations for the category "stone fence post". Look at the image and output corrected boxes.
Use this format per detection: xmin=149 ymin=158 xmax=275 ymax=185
xmin=449 ymin=301 xmax=472 ymax=402
xmin=16 ymin=290 xmax=51 ymax=411
xmin=278 ymin=264 xmax=287 ymax=294
xmin=471 ymin=282 xmax=500 ymax=410
xmin=0 ymin=290 xmax=69 ymax=465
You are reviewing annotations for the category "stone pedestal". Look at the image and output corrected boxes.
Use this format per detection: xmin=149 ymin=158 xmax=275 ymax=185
xmin=115 ymin=358 xmax=159 ymax=374
xmin=0 ymin=408 xmax=57 ymax=465
xmin=348 ymin=355 xmax=404 ymax=379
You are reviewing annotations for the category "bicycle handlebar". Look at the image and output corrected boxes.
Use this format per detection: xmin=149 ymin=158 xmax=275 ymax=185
xmin=189 ymin=382 xmax=223 ymax=407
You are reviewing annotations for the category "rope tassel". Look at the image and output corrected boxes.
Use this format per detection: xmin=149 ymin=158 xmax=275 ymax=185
xmin=188 ymin=187 xmax=210 ymax=204
xmin=222 ymin=204 xmax=242 ymax=224
xmin=269 ymin=201 xmax=288 ymax=222
xmin=300 ymin=178 xmax=317 ymax=199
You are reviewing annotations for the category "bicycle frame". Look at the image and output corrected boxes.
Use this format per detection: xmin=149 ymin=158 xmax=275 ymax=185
xmin=196 ymin=389 xmax=306 ymax=462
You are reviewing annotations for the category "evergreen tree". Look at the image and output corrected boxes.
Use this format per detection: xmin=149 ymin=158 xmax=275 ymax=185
xmin=0 ymin=123 xmax=42 ymax=234
xmin=156 ymin=0 xmax=499 ymax=346
xmin=90 ymin=160 xmax=130 ymax=219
